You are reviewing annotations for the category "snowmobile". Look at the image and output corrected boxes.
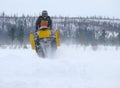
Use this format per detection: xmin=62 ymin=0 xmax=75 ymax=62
xmin=29 ymin=27 xmax=60 ymax=58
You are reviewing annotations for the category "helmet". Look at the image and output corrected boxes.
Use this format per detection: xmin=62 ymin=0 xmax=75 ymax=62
xmin=42 ymin=10 xmax=48 ymax=18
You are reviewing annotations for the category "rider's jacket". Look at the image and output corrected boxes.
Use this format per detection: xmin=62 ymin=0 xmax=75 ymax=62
xmin=35 ymin=16 xmax=52 ymax=32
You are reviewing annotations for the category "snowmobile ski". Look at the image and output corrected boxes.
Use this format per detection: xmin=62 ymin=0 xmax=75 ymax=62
xmin=29 ymin=33 xmax=36 ymax=50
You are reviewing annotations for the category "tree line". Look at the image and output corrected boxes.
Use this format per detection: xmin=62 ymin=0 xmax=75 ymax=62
xmin=0 ymin=12 xmax=120 ymax=47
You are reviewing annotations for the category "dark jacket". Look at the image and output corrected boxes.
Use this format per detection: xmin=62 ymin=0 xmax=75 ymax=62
xmin=35 ymin=16 xmax=52 ymax=32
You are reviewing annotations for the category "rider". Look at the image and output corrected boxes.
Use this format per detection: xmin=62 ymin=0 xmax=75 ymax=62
xmin=35 ymin=10 xmax=52 ymax=32
xmin=35 ymin=10 xmax=53 ymax=47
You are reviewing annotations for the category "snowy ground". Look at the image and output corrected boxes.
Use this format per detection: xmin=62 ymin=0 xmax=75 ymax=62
xmin=0 ymin=45 xmax=120 ymax=88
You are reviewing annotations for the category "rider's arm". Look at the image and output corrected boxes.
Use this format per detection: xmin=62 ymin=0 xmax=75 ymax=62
xmin=48 ymin=16 xmax=52 ymax=30
xmin=35 ymin=17 xmax=40 ymax=32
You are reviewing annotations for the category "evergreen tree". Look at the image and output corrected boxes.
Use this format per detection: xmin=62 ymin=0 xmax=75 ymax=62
xmin=118 ymin=32 xmax=120 ymax=45
xmin=17 ymin=25 xmax=24 ymax=45
xmin=8 ymin=27 xmax=16 ymax=45
xmin=2 ymin=12 xmax=5 ymax=31
xmin=99 ymin=29 xmax=107 ymax=45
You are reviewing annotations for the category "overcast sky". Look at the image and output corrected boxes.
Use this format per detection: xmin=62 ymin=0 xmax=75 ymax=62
xmin=0 ymin=0 xmax=120 ymax=18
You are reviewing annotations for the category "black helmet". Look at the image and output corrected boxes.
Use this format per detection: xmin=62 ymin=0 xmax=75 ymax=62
xmin=42 ymin=10 xmax=48 ymax=18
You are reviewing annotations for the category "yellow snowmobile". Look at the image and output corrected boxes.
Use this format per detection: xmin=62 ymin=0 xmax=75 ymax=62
xmin=29 ymin=27 xmax=60 ymax=58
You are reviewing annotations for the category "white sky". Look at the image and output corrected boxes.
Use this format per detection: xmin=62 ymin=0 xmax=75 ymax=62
xmin=0 ymin=0 xmax=120 ymax=18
